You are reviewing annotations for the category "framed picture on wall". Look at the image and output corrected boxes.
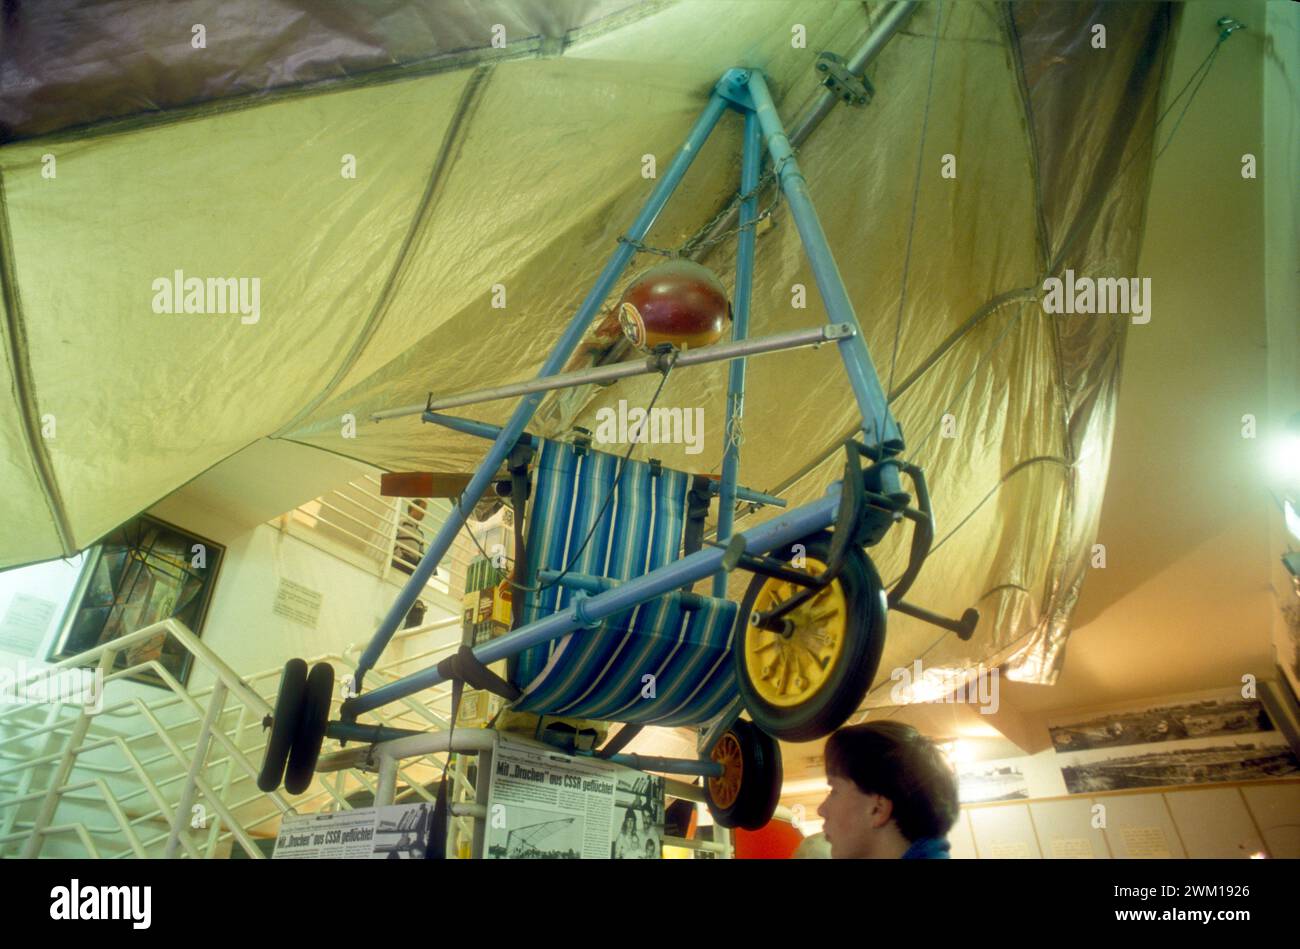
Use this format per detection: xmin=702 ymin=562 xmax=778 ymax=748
xmin=49 ymin=514 xmax=224 ymax=688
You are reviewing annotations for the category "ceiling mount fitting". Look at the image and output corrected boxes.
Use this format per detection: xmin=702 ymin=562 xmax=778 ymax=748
xmin=815 ymin=51 xmax=873 ymax=106
xmin=1216 ymin=16 xmax=1246 ymax=40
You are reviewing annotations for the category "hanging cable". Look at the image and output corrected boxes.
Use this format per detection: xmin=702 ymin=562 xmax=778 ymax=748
xmin=456 ymin=358 xmax=677 ymax=595
xmin=887 ymin=0 xmax=945 ymax=398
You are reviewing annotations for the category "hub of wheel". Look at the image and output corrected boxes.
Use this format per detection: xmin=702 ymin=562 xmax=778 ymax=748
xmin=743 ymin=557 xmax=847 ymax=708
xmin=707 ymin=731 xmax=743 ymax=810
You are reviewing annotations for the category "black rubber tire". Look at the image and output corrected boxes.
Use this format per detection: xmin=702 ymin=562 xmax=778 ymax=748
xmin=285 ymin=662 xmax=335 ymax=795
xmin=704 ymin=719 xmax=783 ymax=831
xmin=257 ymin=659 xmax=308 ymax=793
xmin=734 ymin=531 xmax=887 ymax=743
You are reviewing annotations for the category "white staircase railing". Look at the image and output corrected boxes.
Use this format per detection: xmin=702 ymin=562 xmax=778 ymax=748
xmin=0 ymin=615 xmax=464 ymax=858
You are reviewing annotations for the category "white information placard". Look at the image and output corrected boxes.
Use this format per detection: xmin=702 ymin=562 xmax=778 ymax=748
xmin=272 ymin=578 xmax=323 ymax=629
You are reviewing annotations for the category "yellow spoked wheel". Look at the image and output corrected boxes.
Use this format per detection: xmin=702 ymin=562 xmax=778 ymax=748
xmin=703 ymin=720 xmax=782 ymax=831
xmin=734 ymin=532 xmax=887 ymax=743
xmin=744 ymin=557 xmax=847 ymax=708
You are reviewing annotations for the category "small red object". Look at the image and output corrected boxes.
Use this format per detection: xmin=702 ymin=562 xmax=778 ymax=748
xmin=733 ymin=820 xmax=804 ymax=859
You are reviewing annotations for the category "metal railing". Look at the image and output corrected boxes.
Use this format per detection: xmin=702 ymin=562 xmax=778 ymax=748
xmin=280 ymin=474 xmax=476 ymax=602
xmin=0 ymin=614 xmax=463 ymax=858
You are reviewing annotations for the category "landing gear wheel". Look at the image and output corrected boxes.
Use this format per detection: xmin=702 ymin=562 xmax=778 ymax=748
xmin=257 ymin=659 xmax=308 ymax=793
xmin=703 ymin=719 xmax=782 ymax=831
xmin=735 ymin=531 xmax=886 ymax=743
xmin=285 ymin=662 xmax=335 ymax=795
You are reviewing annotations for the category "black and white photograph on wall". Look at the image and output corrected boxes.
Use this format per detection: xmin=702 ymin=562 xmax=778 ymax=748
xmin=1057 ymin=733 xmax=1299 ymax=794
xmin=372 ymin=804 xmax=432 ymax=860
xmin=956 ymin=758 xmax=1031 ymax=804
xmin=611 ymin=773 xmax=665 ymax=859
xmin=1048 ymin=690 xmax=1276 ymax=752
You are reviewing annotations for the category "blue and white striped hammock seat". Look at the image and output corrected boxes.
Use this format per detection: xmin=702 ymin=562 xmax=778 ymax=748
xmin=507 ymin=437 xmax=740 ymax=727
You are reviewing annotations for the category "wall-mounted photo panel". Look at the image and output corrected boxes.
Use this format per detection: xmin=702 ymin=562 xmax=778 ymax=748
xmin=967 ymin=805 xmax=1041 ymax=858
xmin=1240 ymin=783 xmax=1300 ymax=858
xmin=956 ymin=756 xmax=1030 ymax=804
xmin=1028 ymin=799 xmax=1110 ymax=858
xmin=947 ymin=811 xmax=978 ymax=860
xmin=1056 ymin=733 xmax=1298 ymax=794
xmin=1049 ymin=688 xmax=1274 ymax=753
xmin=1098 ymin=794 xmax=1185 ymax=858
xmin=1163 ymin=787 xmax=1264 ymax=859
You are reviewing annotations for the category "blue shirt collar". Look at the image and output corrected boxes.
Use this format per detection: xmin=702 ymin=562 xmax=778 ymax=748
xmin=900 ymin=836 xmax=951 ymax=859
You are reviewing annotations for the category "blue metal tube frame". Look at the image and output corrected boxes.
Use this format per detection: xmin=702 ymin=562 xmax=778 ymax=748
xmin=344 ymin=482 xmax=842 ymax=715
xmin=537 ymin=569 xmax=716 ymax=612
xmin=745 ymin=71 xmax=905 ymax=483
xmin=346 ymin=67 xmax=914 ymax=723
xmin=423 ymin=411 xmax=540 ymax=447
xmin=713 ymin=108 xmax=763 ymax=597
xmin=421 ymin=410 xmax=781 ymax=507
xmin=347 ymin=91 xmax=732 ymax=701
xmin=708 ymin=479 xmax=784 ymax=508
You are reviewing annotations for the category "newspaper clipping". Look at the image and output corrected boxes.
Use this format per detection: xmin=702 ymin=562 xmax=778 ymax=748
xmin=273 ymin=803 xmax=432 ymax=859
xmin=485 ymin=734 xmax=664 ymax=859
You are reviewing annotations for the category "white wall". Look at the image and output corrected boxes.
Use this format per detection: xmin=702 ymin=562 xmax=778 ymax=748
xmin=0 ymin=488 xmax=462 ymax=856
xmin=0 ymin=489 xmax=459 ymax=698
xmin=952 ymin=780 xmax=1300 ymax=859
xmin=148 ymin=491 xmax=457 ymax=691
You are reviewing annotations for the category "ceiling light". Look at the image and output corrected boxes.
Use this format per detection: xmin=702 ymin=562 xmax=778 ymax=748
xmin=938 ymin=739 xmax=976 ymax=766
xmin=1268 ymin=413 xmax=1300 ymax=483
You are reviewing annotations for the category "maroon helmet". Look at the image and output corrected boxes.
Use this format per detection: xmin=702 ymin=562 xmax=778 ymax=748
xmin=616 ymin=259 xmax=731 ymax=352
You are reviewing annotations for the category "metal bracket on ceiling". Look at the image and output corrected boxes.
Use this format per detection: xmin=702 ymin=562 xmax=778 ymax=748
xmin=715 ymin=68 xmax=756 ymax=113
xmin=816 ymin=51 xmax=873 ymax=106
xmin=1215 ymin=17 xmax=1246 ymax=41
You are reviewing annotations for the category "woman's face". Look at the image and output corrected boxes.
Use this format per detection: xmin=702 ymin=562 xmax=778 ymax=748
xmin=817 ymin=773 xmax=878 ymax=859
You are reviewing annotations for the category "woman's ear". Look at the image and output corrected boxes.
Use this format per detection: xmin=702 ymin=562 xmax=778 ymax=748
xmin=868 ymin=794 xmax=894 ymax=829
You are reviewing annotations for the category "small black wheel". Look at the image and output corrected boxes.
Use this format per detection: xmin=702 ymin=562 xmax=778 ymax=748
xmin=285 ymin=662 xmax=335 ymax=795
xmin=734 ymin=531 xmax=886 ymax=743
xmin=703 ymin=719 xmax=783 ymax=831
xmin=257 ymin=659 xmax=308 ymax=793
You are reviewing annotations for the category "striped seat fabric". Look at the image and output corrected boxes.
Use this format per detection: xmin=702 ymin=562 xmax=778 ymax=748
xmin=507 ymin=438 xmax=739 ymax=726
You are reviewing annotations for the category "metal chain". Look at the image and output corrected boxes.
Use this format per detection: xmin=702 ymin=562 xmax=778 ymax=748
xmin=725 ymin=395 xmax=745 ymax=452
xmin=616 ymin=150 xmax=800 ymax=260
